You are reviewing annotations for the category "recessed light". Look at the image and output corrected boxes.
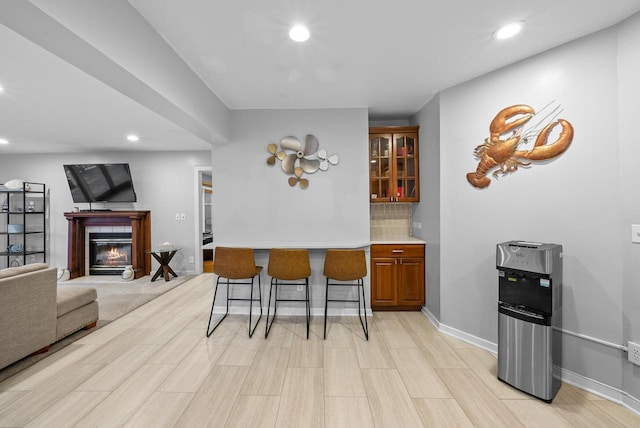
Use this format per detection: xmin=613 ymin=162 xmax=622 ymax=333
xmin=126 ymin=134 xmax=139 ymax=142
xmin=289 ymin=25 xmax=310 ymax=42
xmin=0 ymin=138 xmax=9 ymax=145
xmin=494 ymin=21 xmax=524 ymax=40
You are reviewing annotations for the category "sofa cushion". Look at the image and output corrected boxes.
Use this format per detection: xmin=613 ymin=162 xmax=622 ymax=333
xmin=56 ymin=300 xmax=99 ymax=341
xmin=57 ymin=286 xmax=98 ymax=317
xmin=0 ymin=263 xmax=48 ymax=280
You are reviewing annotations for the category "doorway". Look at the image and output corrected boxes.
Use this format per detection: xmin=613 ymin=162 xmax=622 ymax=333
xmin=193 ymin=166 xmax=212 ymax=273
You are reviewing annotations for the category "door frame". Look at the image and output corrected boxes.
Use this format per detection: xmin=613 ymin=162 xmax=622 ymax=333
xmin=193 ymin=166 xmax=212 ymax=273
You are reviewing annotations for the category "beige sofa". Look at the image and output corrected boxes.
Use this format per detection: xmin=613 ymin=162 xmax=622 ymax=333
xmin=0 ymin=263 xmax=99 ymax=370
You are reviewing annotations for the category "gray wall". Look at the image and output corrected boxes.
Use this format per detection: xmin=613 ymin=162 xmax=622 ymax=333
xmin=0 ymin=150 xmax=211 ymax=274
xmin=213 ymin=108 xmax=370 ymax=245
xmin=412 ymin=13 xmax=640 ymax=408
xmin=210 ymin=108 xmax=371 ymax=314
xmin=618 ymin=13 xmax=640 ymax=404
xmin=411 ymin=94 xmax=441 ymax=320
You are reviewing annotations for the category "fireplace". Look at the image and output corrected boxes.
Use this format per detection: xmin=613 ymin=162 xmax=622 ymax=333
xmin=89 ymin=233 xmax=132 ymax=275
xmin=65 ymin=210 xmax=151 ymax=279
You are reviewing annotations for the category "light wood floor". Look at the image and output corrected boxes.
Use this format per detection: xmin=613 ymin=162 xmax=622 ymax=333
xmin=1 ymin=274 xmax=639 ymax=427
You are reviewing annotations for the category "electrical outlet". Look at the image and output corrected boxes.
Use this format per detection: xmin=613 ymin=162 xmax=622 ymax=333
xmin=296 ymin=285 xmax=304 ymax=291
xmin=180 ymin=213 xmax=186 ymax=221
xmin=629 ymin=341 xmax=640 ymax=366
xmin=188 ymin=256 xmax=194 ymax=263
xmin=175 ymin=213 xmax=180 ymax=221
xmin=413 ymin=221 xmax=422 ymax=229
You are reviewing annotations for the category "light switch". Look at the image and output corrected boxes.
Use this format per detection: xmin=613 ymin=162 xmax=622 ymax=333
xmin=632 ymin=224 xmax=640 ymax=244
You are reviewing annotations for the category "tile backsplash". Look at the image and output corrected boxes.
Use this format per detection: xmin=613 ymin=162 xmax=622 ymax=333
xmin=370 ymin=203 xmax=412 ymax=240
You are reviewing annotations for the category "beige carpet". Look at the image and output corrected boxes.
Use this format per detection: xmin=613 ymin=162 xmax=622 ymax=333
xmin=0 ymin=274 xmax=195 ymax=382
xmin=61 ymin=274 xmax=195 ymax=321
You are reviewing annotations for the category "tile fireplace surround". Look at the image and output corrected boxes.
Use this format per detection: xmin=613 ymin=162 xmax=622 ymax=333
xmin=64 ymin=211 xmax=151 ymax=279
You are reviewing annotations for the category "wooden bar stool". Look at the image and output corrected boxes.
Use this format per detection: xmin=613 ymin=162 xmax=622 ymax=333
xmin=265 ymin=248 xmax=311 ymax=339
xmin=206 ymin=247 xmax=262 ymax=338
xmin=323 ymin=249 xmax=369 ymax=340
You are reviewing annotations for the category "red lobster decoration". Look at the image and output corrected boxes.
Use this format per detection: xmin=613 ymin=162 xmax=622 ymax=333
xmin=466 ymin=104 xmax=574 ymax=188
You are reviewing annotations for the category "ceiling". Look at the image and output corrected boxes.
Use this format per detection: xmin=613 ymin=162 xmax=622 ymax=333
xmin=1 ymin=0 xmax=639 ymax=154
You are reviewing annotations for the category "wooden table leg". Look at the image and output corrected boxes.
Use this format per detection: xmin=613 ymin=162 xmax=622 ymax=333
xmin=150 ymin=250 xmax=179 ymax=282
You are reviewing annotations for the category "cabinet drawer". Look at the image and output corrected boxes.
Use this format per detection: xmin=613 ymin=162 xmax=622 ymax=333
xmin=371 ymin=244 xmax=424 ymax=258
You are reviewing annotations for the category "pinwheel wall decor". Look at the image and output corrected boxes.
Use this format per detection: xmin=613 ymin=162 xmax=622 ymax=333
xmin=266 ymin=134 xmax=339 ymax=188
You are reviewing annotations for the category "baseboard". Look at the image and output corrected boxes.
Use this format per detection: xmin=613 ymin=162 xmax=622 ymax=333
xmin=560 ymin=367 xmax=640 ymax=415
xmin=421 ymin=307 xmax=497 ymax=354
xmin=421 ymin=307 xmax=440 ymax=329
xmin=419 ymin=307 xmax=640 ymax=416
xmin=623 ymin=393 xmax=640 ymax=415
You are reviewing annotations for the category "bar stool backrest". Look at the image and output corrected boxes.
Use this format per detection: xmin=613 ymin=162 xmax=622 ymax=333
xmin=268 ymin=248 xmax=311 ymax=280
xmin=213 ymin=247 xmax=258 ymax=279
xmin=323 ymin=249 xmax=367 ymax=281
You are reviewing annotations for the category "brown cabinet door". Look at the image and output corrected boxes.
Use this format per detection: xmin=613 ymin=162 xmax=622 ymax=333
xmin=371 ymin=257 xmax=397 ymax=307
xmin=369 ymin=134 xmax=393 ymax=202
xmin=393 ymin=132 xmax=419 ymax=202
xmin=398 ymin=257 xmax=425 ymax=307
xmin=369 ymin=126 xmax=419 ymax=203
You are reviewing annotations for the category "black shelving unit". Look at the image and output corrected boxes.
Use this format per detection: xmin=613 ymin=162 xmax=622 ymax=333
xmin=0 ymin=181 xmax=47 ymax=267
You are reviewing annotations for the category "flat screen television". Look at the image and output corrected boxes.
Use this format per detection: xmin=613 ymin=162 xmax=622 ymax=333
xmin=63 ymin=163 xmax=137 ymax=203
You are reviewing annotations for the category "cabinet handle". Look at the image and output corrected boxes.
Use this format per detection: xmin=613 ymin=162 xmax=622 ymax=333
xmin=392 ymin=249 xmax=404 ymax=253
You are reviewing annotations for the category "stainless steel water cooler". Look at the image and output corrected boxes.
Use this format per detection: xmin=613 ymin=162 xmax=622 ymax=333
xmin=496 ymin=241 xmax=562 ymax=402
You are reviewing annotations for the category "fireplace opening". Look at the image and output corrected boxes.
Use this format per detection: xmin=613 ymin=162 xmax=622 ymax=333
xmin=89 ymin=232 xmax=132 ymax=275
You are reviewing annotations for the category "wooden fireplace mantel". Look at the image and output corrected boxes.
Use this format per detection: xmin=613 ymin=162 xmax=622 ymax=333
xmin=64 ymin=210 xmax=151 ymax=279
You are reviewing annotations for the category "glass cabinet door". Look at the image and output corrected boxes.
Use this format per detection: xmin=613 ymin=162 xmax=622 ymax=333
xmin=393 ymin=132 xmax=419 ymax=202
xmin=369 ymin=127 xmax=419 ymax=203
xmin=370 ymin=134 xmax=392 ymax=202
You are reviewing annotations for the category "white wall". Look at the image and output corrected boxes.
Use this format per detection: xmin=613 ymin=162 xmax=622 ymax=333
xmin=412 ymin=14 xmax=640 ymax=407
xmin=0 ymin=150 xmax=211 ymax=275
xmin=213 ymin=108 xmax=370 ymax=245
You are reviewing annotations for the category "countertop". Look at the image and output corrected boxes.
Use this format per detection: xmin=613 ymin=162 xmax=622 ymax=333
xmin=203 ymin=238 xmax=425 ymax=250
xmin=370 ymin=237 xmax=426 ymax=245
xmin=204 ymin=240 xmax=371 ymax=250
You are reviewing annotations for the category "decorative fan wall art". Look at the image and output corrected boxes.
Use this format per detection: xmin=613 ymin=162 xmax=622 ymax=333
xmin=266 ymin=134 xmax=339 ymax=188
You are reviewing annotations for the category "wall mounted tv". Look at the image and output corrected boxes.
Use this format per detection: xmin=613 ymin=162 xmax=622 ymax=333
xmin=63 ymin=163 xmax=137 ymax=203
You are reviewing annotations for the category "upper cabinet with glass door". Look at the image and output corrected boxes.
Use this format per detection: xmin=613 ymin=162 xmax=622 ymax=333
xmin=369 ymin=126 xmax=419 ymax=203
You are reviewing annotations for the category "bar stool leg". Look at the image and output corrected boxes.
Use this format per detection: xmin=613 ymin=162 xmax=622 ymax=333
xmin=323 ymin=278 xmax=329 ymax=339
xmin=265 ymin=278 xmax=278 ymax=338
xmin=305 ymin=278 xmax=310 ymax=339
xmin=248 ymin=275 xmax=262 ymax=338
xmin=258 ymin=273 xmax=263 ymax=318
xmin=358 ymin=278 xmax=369 ymax=340
xmin=206 ymin=277 xmax=230 ymax=337
xmin=248 ymin=278 xmax=254 ymax=337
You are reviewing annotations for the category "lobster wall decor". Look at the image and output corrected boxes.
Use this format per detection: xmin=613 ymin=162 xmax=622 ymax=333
xmin=466 ymin=103 xmax=574 ymax=188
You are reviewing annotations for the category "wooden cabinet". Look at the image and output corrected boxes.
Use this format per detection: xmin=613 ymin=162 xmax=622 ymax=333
xmin=0 ymin=181 xmax=47 ymax=268
xmin=369 ymin=126 xmax=419 ymax=203
xmin=370 ymin=244 xmax=425 ymax=310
